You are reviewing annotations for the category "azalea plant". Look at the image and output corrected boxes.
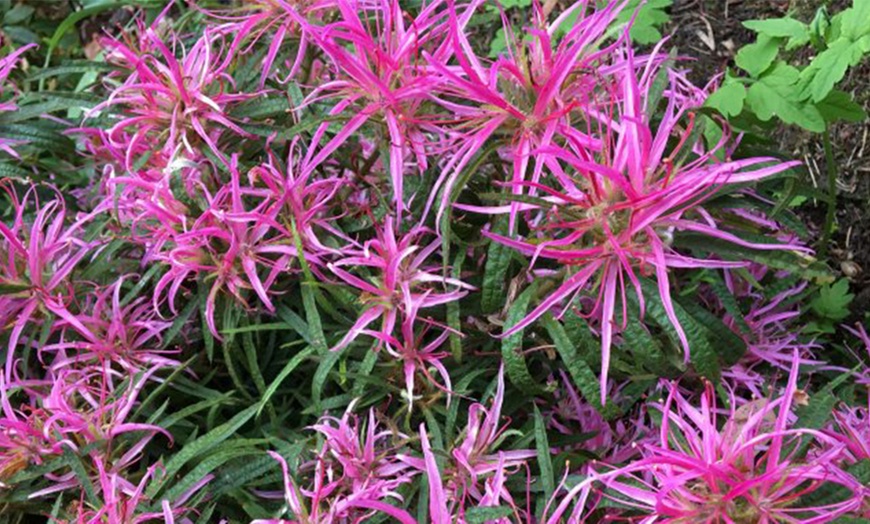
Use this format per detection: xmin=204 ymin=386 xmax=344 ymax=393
xmin=0 ymin=0 xmax=868 ymax=522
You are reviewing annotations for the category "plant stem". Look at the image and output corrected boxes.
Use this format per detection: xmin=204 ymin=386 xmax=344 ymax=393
xmin=819 ymin=127 xmax=837 ymax=259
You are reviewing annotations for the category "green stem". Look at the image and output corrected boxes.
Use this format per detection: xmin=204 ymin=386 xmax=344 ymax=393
xmin=819 ymin=127 xmax=837 ymax=259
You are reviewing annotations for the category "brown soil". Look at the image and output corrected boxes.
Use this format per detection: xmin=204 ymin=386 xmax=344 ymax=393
xmin=666 ymin=0 xmax=870 ymax=320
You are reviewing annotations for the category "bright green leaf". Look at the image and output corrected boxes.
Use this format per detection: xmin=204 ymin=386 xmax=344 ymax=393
xmin=800 ymin=38 xmax=865 ymax=102
xmin=811 ymin=279 xmax=854 ymax=321
xmin=735 ymin=35 xmax=782 ymax=77
xmin=704 ymin=81 xmax=746 ymax=117
xmin=746 ymin=63 xmax=825 ymax=132
xmin=743 ymin=17 xmax=809 ymax=42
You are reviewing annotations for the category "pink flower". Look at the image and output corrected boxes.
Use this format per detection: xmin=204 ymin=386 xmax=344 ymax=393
xmin=41 ymin=277 xmax=180 ymax=376
xmin=547 ymin=371 xmax=647 ymax=465
xmin=93 ymin=26 xmax=255 ymax=170
xmin=0 ymin=372 xmax=64 ymax=486
xmin=365 ymin=297 xmax=454 ymax=409
xmin=428 ymin=0 xmax=625 ymax=228
xmin=328 ymin=218 xmax=471 ymax=351
xmin=0 ymin=181 xmax=97 ymax=378
xmin=204 ymin=0 xmax=339 ymax=86
xmin=548 ymin=352 xmax=863 ymax=523
xmin=0 ymin=44 xmax=37 ymax=158
xmin=257 ymin=402 xmax=416 ymax=523
xmin=152 ymin=157 xmax=297 ymax=337
xmin=300 ymin=0 xmax=453 ymax=214
xmin=410 ymin=366 xmax=534 ymax=521
xmin=452 ymin=365 xmax=535 ymax=485
xmin=464 ymin=46 xmax=803 ymax=404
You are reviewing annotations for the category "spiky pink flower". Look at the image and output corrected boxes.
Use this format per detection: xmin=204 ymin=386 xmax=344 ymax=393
xmin=203 ymin=0 xmax=339 ymax=86
xmin=408 ymin=366 xmax=534 ymax=521
xmin=547 ymin=371 xmax=646 ymax=465
xmin=0 ymin=372 xmax=64 ymax=486
xmin=93 ymin=26 xmax=255 ymax=170
xmin=463 ymin=46 xmax=804 ymax=404
xmin=0 ymin=44 xmax=37 ymax=158
xmin=716 ymin=274 xmax=829 ymax=397
xmin=429 ymin=0 xmax=625 ymax=228
xmin=0 ymin=182 xmax=97 ymax=378
xmin=844 ymin=322 xmax=870 ymax=386
xmin=548 ymin=352 xmax=863 ymax=523
xmin=300 ymin=0 xmax=454 ymax=214
xmin=256 ymin=402 xmax=417 ymax=523
xmin=57 ymin=461 xmax=210 ymax=524
xmin=249 ymin=140 xmax=348 ymax=257
xmin=452 ymin=365 xmax=535 ymax=485
xmin=328 ymin=218 xmax=471 ymax=351
xmin=41 ymin=277 xmax=179 ymax=376
xmin=151 ymin=157 xmax=297 ymax=337
xmin=365 ymin=297 xmax=453 ymax=408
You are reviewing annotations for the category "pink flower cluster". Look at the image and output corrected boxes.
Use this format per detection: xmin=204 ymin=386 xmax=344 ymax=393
xmin=1 ymin=0 xmax=865 ymax=521
xmin=548 ymin=353 xmax=870 ymax=523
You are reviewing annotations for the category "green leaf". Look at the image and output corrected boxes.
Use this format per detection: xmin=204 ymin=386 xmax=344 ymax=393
xmin=841 ymin=0 xmax=870 ymax=40
xmin=312 ymin=346 xmax=345 ymax=407
xmin=613 ymin=0 xmax=672 ymax=45
xmin=794 ymin=369 xmax=853 ymax=456
xmin=352 ymin=345 xmax=379 ymax=397
xmin=674 ymin=230 xmax=831 ymax=283
xmin=706 ymin=273 xmax=751 ymax=335
xmin=259 ymin=346 xmax=315 ymax=417
xmin=229 ymin=96 xmax=291 ymax=120
xmin=481 ymin=216 xmax=513 ymax=314
xmin=28 ymin=61 xmax=117 ymax=81
xmin=447 ymin=251 xmax=466 ymax=363
xmin=501 ymin=282 xmax=545 ymax=395
xmin=639 ymin=279 xmax=721 ymax=380
xmin=736 ymin=35 xmax=782 ymax=77
xmin=704 ymin=81 xmax=746 ymax=117
xmin=3 ymin=4 xmax=34 ymax=24
xmin=743 ymin=18 xmax=809 ymax=48
xmin=746 ymin=63 xmax=825 ymax=132
xmin=464 ymin=507 xmax=513 ymax=524
xmin=489 ymin=28 xmax=508 ymax=58
xmin=678 ymin=299 xmax=747 ymax=367
xmin=162 ymin=445 xmax=261 ymax=502
xmin=816 ymin=89 xmax=868 ymax=123
xmin=154 ymin=394 xmax=234 ymax=432
xmin=148 ymin=403 xmax=259 ymax=498
xmin=533 ymin=405 xmax=555 ymax=503
xmin=811 ymin=279 xmax=854 ymax=321
xmin=541 ymin=314 xmax=613 ymax=415
xmin=0 ymin=162 xmax=31 ymax=178
xmin=43 ymin=1 xmax=161 ymax=67
xmin=799 ymin=38 xmax=866 ymax=102
xmin=63 ymin=446 xmax=99 ymax=505
xmin=290 ymin=218 xmax=327 ymax=352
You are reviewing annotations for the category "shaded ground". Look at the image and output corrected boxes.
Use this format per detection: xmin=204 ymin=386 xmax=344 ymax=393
xmin=666 ymin=0 xmax=870 ymax=319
